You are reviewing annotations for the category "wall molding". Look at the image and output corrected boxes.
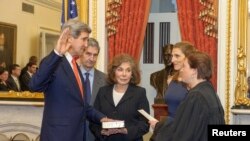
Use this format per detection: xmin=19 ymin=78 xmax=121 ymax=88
xmin=26 ymin=0 xmax=61 ymax=11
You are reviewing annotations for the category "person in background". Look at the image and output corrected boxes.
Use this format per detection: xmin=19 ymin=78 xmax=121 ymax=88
xmin=0 ymin=61 xmax=6 ymax=68
xmin=149 ymin=41 xmax=196 ymax=141
xmin=21 ymin=56 xmax=38 ymax=77
xmin=0 ymin=66 xmax=10 ymax=91
xmin=29 ymin=19 xmax=110 ymax=141
xmin=7 ymin=64 xmax=22 ymax=92
xmin=20 ymin=62 xmax=37 ymax=91
xmin=164 ymin=42 xmax=196 ymax=119
xmin=78 ymin=37 xmax=107 ymax=105
xmin=78 ymin=37 xmax=107 ymax=141
xmin=90 ymin=54 xmax=150 ymax=141
xmin=150 ymin=51 xmax=225 ymax=141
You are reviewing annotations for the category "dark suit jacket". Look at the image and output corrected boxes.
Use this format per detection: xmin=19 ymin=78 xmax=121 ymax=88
xmin=91 ymin=69 xmax=107 ymax=105
xmin=86 ymin=69 xmax=107 ymax=141
xmin=29 ymin=51 xmax=105 ymax=141
xmin=90 ymin=84 xmax=150 ymax=141
xmin=0 ymin=81 xmax=10 ymax=91
xmin=7 ymin=76 xmax=21 ymax=92
xmin=20 ymin=71 xmax=32 ymax=91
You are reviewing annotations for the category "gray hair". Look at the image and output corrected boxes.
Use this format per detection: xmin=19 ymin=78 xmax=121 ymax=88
xmin=87 ymin=37 xmax=100 ymax=53
xmin=61 ymin=19 xmax=91 ymax=38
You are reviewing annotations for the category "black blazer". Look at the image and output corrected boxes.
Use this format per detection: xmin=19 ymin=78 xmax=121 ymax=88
xmin=90 ymin=84 xmax=150 ymax=141
xmin=20 ymin=71 xmax=32 ymax=91
xmin=7 ymin=76 xmax=21 ymax=91
xmin=0 ymin=80 xmax=10 ymax=91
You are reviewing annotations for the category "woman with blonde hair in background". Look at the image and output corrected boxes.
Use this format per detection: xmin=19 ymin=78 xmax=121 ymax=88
xmin=150 ymin=41 xmax=196 ymax=141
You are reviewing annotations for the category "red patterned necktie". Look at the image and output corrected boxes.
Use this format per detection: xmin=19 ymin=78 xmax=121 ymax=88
xmin=71 ymin=58 xmax=84 ymax=98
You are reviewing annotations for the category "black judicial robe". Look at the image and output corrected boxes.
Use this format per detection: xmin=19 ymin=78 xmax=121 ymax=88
xmin=154 ymin=81 xmax=225 ymax=141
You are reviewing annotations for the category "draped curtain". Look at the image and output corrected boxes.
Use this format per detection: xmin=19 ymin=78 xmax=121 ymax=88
xmin=176 ymin=0 xmax=218 ymax=89
xmin=107 ymin=0 xmax=151 ymax=62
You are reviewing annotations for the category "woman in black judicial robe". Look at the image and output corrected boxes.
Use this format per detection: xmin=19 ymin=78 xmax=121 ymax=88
xmin=151 ymin=51 xmax=225 ymax=141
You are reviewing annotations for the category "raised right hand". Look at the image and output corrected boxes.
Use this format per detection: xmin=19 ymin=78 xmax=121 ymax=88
xmin=55 ymin=28 xmax=71 ymax=55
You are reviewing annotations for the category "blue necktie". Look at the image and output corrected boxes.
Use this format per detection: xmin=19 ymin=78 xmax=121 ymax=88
xmin=84 ymin=72 xmax=91 ymax=104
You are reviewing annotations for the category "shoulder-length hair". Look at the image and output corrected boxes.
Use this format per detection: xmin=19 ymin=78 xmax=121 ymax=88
xmin=173 ymin=41 xmax=196 ymax=57
xmin=172 ymin=41 xmax=196 ymax=81
xmin=187 ymin=51 xmax=213 ymax=80
xmin=107 ymin=54 xmax=141 ymax=85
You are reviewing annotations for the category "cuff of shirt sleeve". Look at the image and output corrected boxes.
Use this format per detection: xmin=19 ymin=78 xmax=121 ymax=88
xmin=54 ymin=49 xmax=63 ymax=57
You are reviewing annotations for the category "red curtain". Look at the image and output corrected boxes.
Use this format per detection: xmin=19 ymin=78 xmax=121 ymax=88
xmin=176 ymin=0 xmax=218 ymax=89
xmin=107 ymin=0 xmax=151 ymax=62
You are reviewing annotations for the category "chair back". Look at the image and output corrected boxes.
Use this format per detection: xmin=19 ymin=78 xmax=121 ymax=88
xmin=0 ymin=133 xmax=10 ymax=141
xmin=11 ymin=133 xmax=30 ymax=141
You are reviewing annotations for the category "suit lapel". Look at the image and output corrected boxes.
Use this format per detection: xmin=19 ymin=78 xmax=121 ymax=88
xmin=10 ymin=77 xmax=19 ymax=91
xmin=104 ymin=85 xmax=134 ymax=107
xmin=92 ymin=70 xmax=99 ymax=102
xmin=104 ymin=85 xmax=115 ymax=106
xmin=93 ymin=70 xmax=102 ymax=94
xmin=61 ymin=57 xmax=83 ymax=101
xmin=117 ymin=85 xmax=134 ymax=106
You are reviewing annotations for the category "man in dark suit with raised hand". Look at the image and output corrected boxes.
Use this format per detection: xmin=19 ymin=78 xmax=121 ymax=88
xmin=29 ymin=19 xmax=109 ymax=141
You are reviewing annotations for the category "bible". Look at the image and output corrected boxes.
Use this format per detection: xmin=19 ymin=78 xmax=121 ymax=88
xmin=102 ymin=121 xmax=125 ymax=129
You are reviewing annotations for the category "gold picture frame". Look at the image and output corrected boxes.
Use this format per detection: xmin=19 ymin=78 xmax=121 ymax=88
xmin=233 ymin=0 xmax=250 ymax=108
xmin=0 ymin=91 xmax=44 ymax=101
xmin=0 ymin=22 xmax=17 ymax=68
xmin=0 ymin=91 xmax=44 ymax=106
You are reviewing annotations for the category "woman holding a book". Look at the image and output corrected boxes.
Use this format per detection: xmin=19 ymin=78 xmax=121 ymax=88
xmin=90 ymin=54 xmax=150 ymax=141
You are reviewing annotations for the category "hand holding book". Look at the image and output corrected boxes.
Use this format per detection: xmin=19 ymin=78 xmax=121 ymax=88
xmin=101 ymin=128 xmax=127 ymax=136
xmin=138 ymin=109 xmax=159 ymax=129
xmin=101 ymin=120 xmax=127 ymax=136
xmin=138 ymin=109 xmax=158 ymax=121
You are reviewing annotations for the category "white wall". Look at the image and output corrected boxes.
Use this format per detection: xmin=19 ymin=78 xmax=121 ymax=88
xmin=0 ymin=0 xmax=61 ymax=67
xmin=89 ymin=0 xmax=107 ymax=73
xmin=217 ymin=0 xmax=243 ymax=124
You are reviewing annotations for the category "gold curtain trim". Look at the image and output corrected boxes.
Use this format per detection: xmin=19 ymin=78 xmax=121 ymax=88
xmin=0 ymin=91 xmax=43 ymax=99
xmin=199 ymin=0 xmax=218 ymax=38
xmin=225 ymin=0 xmax=232 ymax=124
xmin=92 ymin=0 xmax=97 ymax=38
xmin=106 ymin=0 xmax=122 ymax=37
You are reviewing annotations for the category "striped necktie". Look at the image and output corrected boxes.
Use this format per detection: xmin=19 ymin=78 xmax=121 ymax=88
xmin=72 ymin=58 xmax=84 ymax=98
xmin=84 ymin=72 xmax=91 ymax=103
